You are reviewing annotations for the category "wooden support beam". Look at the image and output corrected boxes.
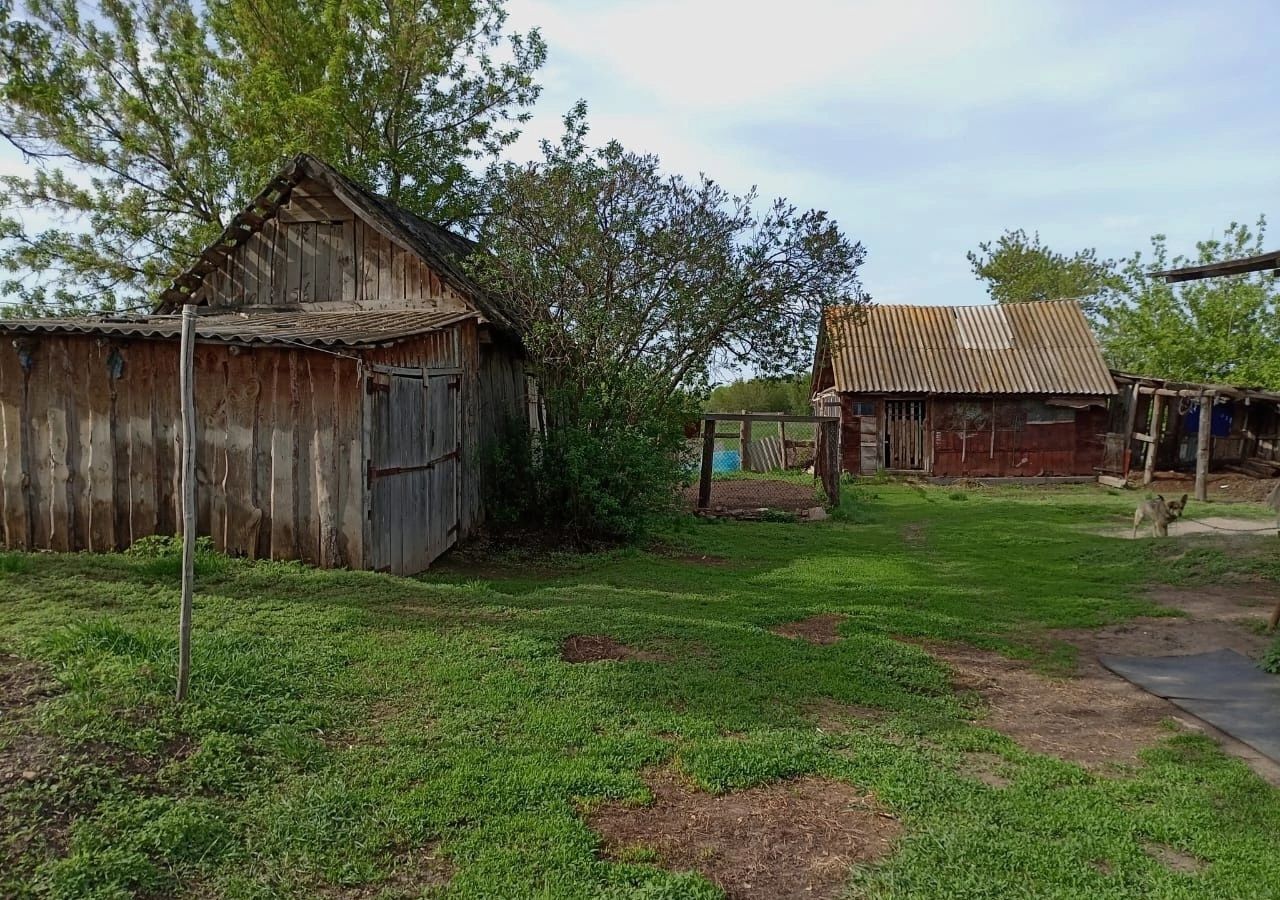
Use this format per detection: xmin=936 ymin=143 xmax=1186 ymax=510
xmin=176 ymin=305 xmax=197 ymax=703
xmin=698 ymin=425 xmax=715 ymax=510
xmin=739 ymin=411 xmax=753 ymax=472
xmin=1121 ymin=382 xmax=1141 ymax=477
xmin=1143 ymin=392 xmax=1163 ymax=486
xmin=1195 ymin=393 xmax=1213 ymax=502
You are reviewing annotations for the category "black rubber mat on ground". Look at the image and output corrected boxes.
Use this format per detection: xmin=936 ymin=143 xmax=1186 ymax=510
xmin=1100 ymin=649 xmax=1280 ymax=763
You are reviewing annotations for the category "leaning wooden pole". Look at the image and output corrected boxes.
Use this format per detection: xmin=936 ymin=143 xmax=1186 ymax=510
xmin=1142 ymin=392 xmax=1163 ymax=486
xmin=176 ymin=305 xmax=197 ymax=703
xmin=1194 ymin=392 xmax=1213 ymax=503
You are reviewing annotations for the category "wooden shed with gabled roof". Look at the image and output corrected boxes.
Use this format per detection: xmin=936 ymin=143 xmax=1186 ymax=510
xmin=811 ymin=300 xmax=1118 ymax=477
xmin=0 ymin=154 xmax=531 ymax=573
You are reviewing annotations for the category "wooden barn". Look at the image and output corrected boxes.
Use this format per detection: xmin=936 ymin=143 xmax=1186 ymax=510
xmin=0 ymin=154 xmax=530 ymax=573
xmin=811 ymin=300 xmax=1118 ymax=478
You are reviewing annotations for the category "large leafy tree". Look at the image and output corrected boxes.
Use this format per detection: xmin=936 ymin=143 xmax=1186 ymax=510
xmin=471 ymin=107 xmax=869 ymax=420
xmin=968 ymin=228 xmax=1119 ymax=310
xmin=468 ymin=109 xmax=867 ymax=537
xmin=0 ymin=0 xmax=543 ymax=313
xmin=1097 ymin=218 xmax=1280 ymax=387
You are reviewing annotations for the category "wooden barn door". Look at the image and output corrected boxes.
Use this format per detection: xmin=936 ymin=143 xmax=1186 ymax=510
xmin=367 ymin=367 xmax=461 ymax=573
xmin=883 ymin=399 xmax=927 ymax=471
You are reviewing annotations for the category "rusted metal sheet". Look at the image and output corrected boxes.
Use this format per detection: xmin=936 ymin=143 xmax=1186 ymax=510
xmin=823 ymin=301 xmax=1117 ymax=396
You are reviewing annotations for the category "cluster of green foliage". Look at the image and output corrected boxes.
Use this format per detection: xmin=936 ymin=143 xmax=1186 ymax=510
xmin=968 ymin=228 xmax=1120 ymax=311
xmin=971 ymin=218 xmax=1280 ymax=387
xmin=0 ymin=0 xmax=545 ymax=313
xmin=705 ymin=373 xmax=813 ymax=415
xmin=469 ymin=108 xmax=866 ymax=538
xmin=485 ymin=382 xmax=699 ymax=541
xmin=4 ymin=485 xmax=1280 ymax=897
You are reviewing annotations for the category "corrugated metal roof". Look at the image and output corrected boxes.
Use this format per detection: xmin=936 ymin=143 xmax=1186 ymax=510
xmin=0 ymin=309 xmax=476 ymax=350
xmin=823 ymin=300 xmax=1117 ymax=395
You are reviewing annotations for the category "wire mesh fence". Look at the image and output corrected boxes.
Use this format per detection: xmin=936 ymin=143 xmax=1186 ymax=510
xmin=690 ymin=414 xmax=841 ymax=517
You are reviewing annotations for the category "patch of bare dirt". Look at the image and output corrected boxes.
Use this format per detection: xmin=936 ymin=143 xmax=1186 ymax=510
xmin=1142 ymin=840 xmax=1204 ymax=874
xmin=684 ymin=480 xmax=819 ymax=514
xmin=1053 ymin=586 xmax=1274 ymax=663
xmin=587 ymin=770 xmax=902 ymax=900
xmin=957 ymin=751 xmax=1011 ymax=788
xmin=1146 ymin=472 xmax=1280 ymax=504
xmin=561 ymin=635 xmax=667 ymax=664
xmin=1048 ymin=583 xmax=1280 ymax=784
xmin=806 ymin=699 xmax=887 ymax=733
xmin=771 ymin=614 xmax=847 ymax=646
xmin=923 ymin=641 xmax=1172 ymax=768
xmin=900 ymin=522 xmax=928 ymax=547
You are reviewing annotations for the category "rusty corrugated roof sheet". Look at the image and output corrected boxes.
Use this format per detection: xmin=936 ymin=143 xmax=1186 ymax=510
xmin=824 ymin=300 xmax=1117 ymax=395
xmin=0 ymin=309 xmax=477 ymax=350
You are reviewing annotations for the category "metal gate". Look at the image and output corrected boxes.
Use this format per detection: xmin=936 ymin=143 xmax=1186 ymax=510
xmin=367 ymin=366 xmax=461 ymax=573
xmin=884 ymin=399 xmax=926 ymax=471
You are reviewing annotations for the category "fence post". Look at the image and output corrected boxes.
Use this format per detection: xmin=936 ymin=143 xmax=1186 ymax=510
xmin=698 ymin=419 xmax=715 ymax=509
xmin=1195 ymin=392 xmax=1212 ymax=502
xmin=176 ymin=304 xmax=197 ymax=703
xmin=739 ymin=410 xmax=752 ymax=472
xmin=823 ymin=420 xmax=841 ymax=507
xmin=1143 ymin=391 xmax=1162 ymax=486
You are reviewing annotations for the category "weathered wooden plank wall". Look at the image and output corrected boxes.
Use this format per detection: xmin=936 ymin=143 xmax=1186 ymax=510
xmin=192 ymin=178 xmax=472 ymax=311
xmin=0 ymin=335 xmax=365 ymax=567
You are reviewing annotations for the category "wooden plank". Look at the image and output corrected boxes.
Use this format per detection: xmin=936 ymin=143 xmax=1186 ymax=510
xmin=296 ymin=355 xmax=321 ymax=564
xmin=151 ymin=343 xmax=179 ymax=540
xmin=1195 ymin=393 xmax=1213 ymax=502
xmin=0 ymin=341 xmax=29 ymax=548
xmin=1143 ymin=392 xmax=1163 ymax=486
xmin=299 ymin=222 xmax=316 ymax=304
xmin=1098 ymin=474 xmax=1129 ymax=489
xmin=222 ymin=349 xmax=259 ymax=556
xmin=698 ymin=426 xmax=715 ymax=509
xmin=269 ymin=354 xmax=296 ymax=558
xmin=704 ymin=413 xmax=840 ymax=423
xmin=284 ymin=221 xmax=303 ymax=304
xmin=62 ymin=341 xmax=87 ymax=550
xmin=392 ymin=241 xmax=405 ymax=301
xmin=340 ymin=220 xmax=357 ymax=304
xmin=377 ymin=230 xmax=393 ymax=300
xmin=206 ymin=355 xmax=229 ymax=550
xmin=127 ymin=345 xmax=157 ymax=544
xmin=176 ymin=305 xmax=197 ymax=703
xmin=41 ymin=343 xmax=76 ymax=549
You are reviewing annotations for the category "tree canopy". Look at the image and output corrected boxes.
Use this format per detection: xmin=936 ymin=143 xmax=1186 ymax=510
xmin=469 ymin=106 xmax=868 ymax=419
xmin=970 ymin=218 xmax=1280 ymax=388
xmin=967 ymin=228 xmax=1119 ymax=310
xmin=706 ymin=375 xmax=813 ymax=415
xmin=1096 ymin=218 xmax=1280 ymax=386
xmin=0 ymin=0 xmax=544 ymax=313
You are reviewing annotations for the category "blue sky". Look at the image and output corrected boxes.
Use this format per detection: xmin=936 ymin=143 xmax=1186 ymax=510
xmin=504 ymin=0 xmax=1280 ymax=305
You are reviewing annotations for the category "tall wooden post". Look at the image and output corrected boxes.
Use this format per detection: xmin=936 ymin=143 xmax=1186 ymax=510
xmin=1143 ymin=392 xmax=1163 ymax=486
xmin=739 ymin=410 xmax=752 ymax=472
xmin=697 ymin=419 xmax=715 ymax=510
xmin=176 ymin=305 xmax=197 ymax=703
xmin=1194 ymin=392 xmax=1213 ymax=503
xmin=823 ymin=420 xmax=841 ymax=507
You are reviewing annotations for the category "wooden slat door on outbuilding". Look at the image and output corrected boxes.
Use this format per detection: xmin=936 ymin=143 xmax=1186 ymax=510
xmin=366 ymin=366 xmax=461 ymax=574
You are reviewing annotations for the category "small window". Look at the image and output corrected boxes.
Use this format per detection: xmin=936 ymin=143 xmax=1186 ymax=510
xmin=848 ymin=401 xmax=875 ymax=417
xmin=1025 ymin=400 xmax=1076 ymax=424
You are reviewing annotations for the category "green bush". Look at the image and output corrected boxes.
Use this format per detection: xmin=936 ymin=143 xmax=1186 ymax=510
xmin=485 ymin=384 xmax=696 ymax=541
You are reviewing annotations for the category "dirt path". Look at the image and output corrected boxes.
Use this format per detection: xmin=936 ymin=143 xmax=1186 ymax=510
xmin=928 ymin=583 xmax=1280 ymax=785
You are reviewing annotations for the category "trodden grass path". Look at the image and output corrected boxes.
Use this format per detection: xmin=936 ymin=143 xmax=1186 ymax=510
xmin=2 ymin=483 xmax=1280 ymax=898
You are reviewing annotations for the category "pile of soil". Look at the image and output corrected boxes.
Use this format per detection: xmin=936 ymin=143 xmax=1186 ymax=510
xmin=587 ymin=770 xmax=901 ymax=900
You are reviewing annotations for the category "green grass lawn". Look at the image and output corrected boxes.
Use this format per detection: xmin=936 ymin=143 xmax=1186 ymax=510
xmin=3 ymin=484 xmax=1280 ymax=898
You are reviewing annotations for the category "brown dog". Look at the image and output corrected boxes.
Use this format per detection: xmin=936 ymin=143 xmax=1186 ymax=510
xmin=1132 ymin=493 xmax=1188 ymax=538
